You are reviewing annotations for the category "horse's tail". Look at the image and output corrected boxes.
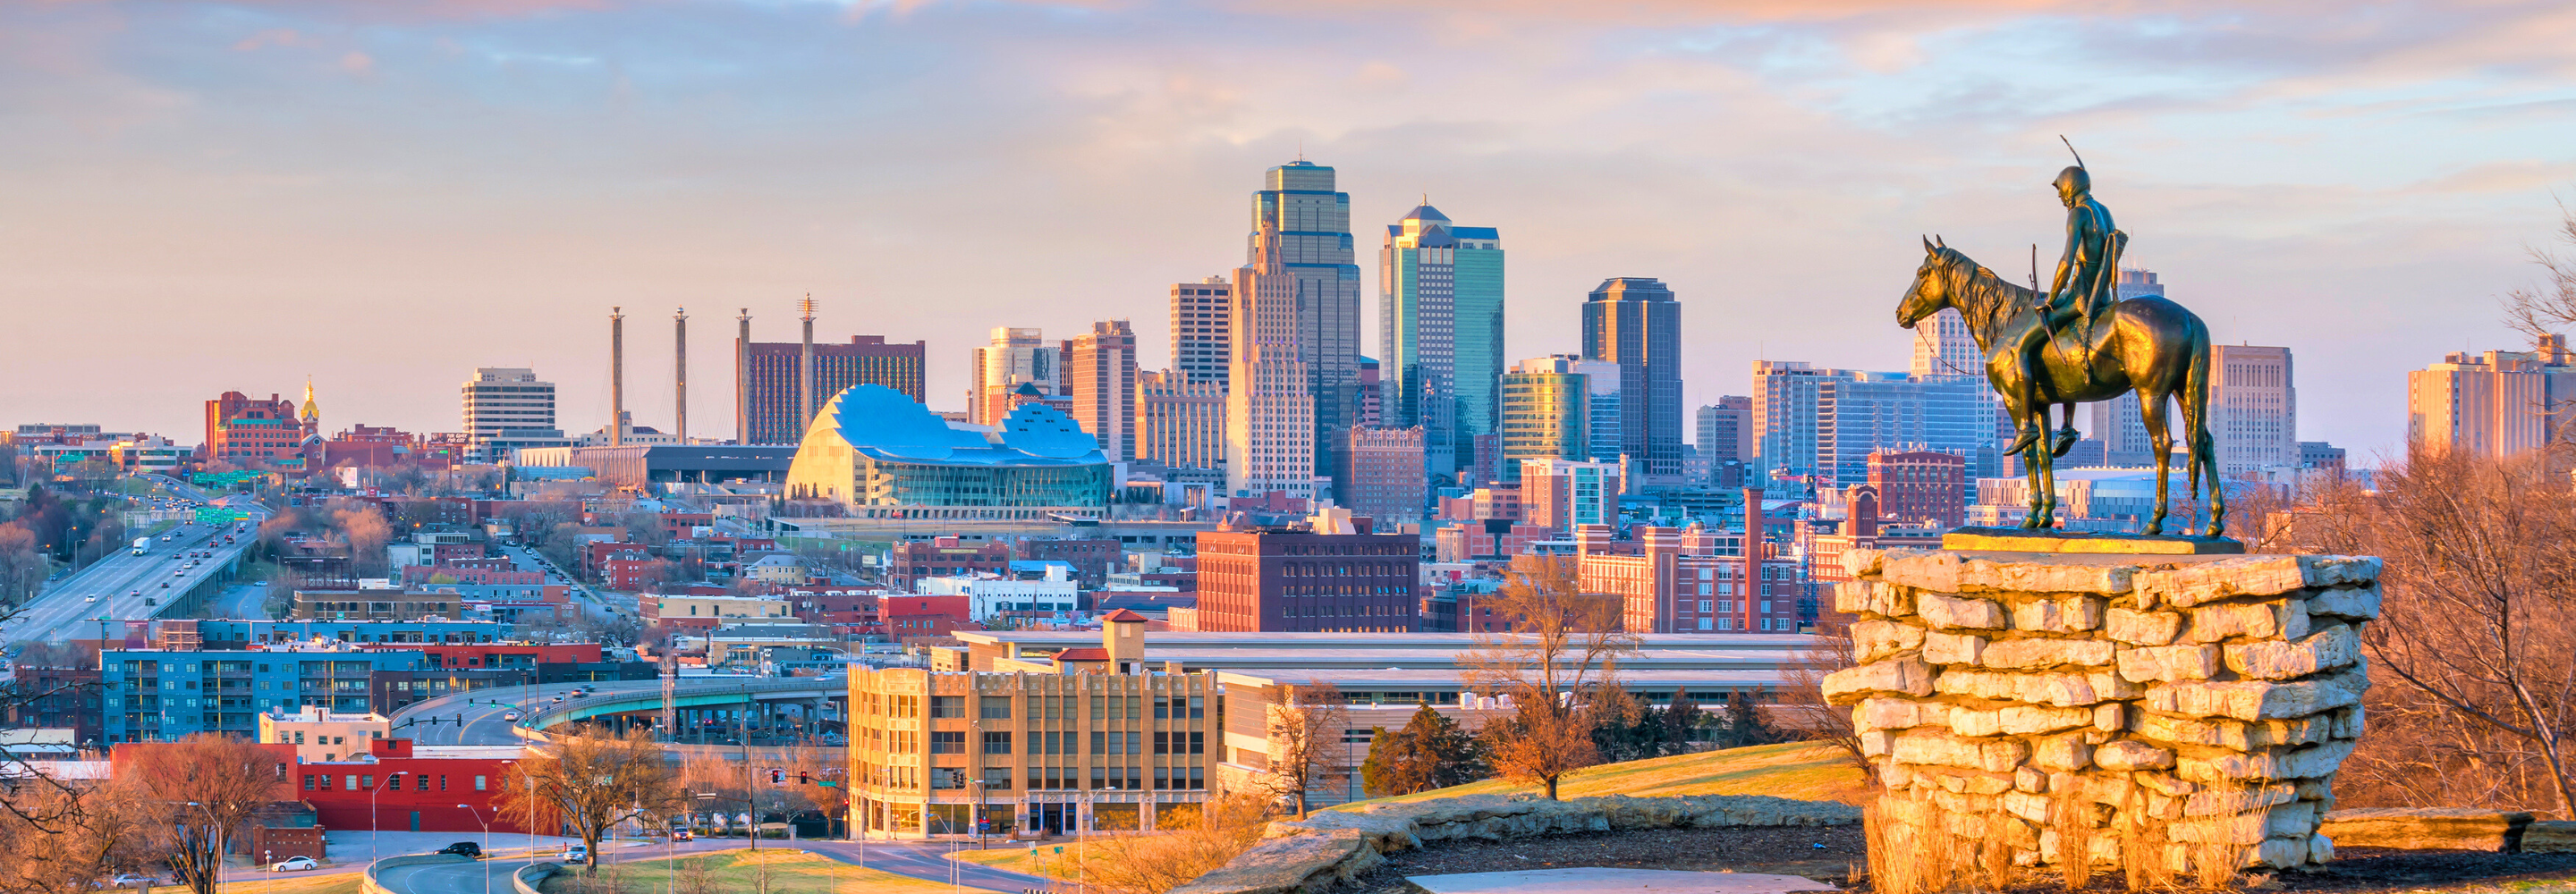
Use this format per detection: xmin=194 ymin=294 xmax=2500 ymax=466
xmin=2182 ymin=314 xmax=2224 ymax=535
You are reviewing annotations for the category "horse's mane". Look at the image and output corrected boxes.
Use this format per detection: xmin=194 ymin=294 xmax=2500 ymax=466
xmin=1933 ymin=246 xmax=2038 ymax=350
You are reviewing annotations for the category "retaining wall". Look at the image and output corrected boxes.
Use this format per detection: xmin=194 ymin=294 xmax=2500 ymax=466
xmin=1825 ymin=548 xmax=2381 ymax=874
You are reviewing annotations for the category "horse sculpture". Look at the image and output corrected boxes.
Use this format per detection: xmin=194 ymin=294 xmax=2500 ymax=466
xmin=1897 ymin=238 xmax=2224 ymax=536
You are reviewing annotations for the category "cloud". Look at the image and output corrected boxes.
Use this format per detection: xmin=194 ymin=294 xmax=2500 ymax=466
xmin=232 ymin=28 xmax=312 ymax=51
xmin=339 ymin=49 xmax=373 ymax=74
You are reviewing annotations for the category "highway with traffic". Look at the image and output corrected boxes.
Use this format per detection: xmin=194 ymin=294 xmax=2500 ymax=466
xmin=4 ymin=475 xmax=267 ymax=644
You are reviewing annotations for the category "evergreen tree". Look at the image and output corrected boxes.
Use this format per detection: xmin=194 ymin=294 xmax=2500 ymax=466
xmin=1707 ymin=691 xmax=1786 ymax=749
xmin=1360 ymin=723 xmax=1427 ymax=797
xmin=1415 ymin=703 xmax=1490 ymax=789
xmin=1658 ymin=690 xmax=1707 ymax=755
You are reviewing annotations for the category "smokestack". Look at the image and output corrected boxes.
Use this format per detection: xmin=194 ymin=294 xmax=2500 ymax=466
xmin=674 ymin=307 xmax=688 ymax=443
xmin=799 ymin=295 xmax=817 ymax=434
xmin=1742 ymin=486 xmax=1764 ymax=561
xmin=610 ymin=306 xmax=625 ymax=447
xmin=736 ymin=308 xmax=751 ymax=445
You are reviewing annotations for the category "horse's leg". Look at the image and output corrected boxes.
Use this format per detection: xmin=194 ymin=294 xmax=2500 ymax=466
xmin=2140 ymin=389 xmax=2173 ymax=536
xmin=2051 ymin=402 xmax=2080 ymax=458
xmin=2034 ymin=424 xmax=2058 ymax=529
xmin=2016 ymin=403 xmax=2048 ymax=529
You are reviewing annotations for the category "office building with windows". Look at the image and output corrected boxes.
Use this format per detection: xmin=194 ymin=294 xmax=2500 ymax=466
xmin=1137 ymin=370 xmax=1225 ymax=471
xmin=1169 ymin=277 xmax=1234 ymax=389
xmin=1380 ymin=204 xmax=1504 ymax=477
xmin=99 ymin=647 xmax=429 ymax=743
xmin=1581 ymin=278 xmax=1684 ymax=481
xmin=1070 ymin=321 xmax=1139 ymax=462
xmin=1251 ymin=161 xmax=1363 ymax=489
xmin=741 ymin=335 xmax=927 ymax=445
xmin=458 ymin=367 xmax=567 ymax=464
xmin=1224 ymin=226 xmax=1318 ymax=500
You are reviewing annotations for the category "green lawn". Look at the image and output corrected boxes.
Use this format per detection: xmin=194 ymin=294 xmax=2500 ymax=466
xmin=1326 ymin=740 xmax=1872 ymax=812
xmin=542 ymin=848 xmax=1009 ymax=894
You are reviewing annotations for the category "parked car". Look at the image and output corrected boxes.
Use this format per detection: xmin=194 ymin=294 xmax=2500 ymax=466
xmin=107 ymin=873 xmax=163 ymax=888
xmin=270 ymin=856 xmax=317 ymax=872
xmin=561 ymin=845 xmax=587 ymax=864
xmin=436 ymin=841 xmax=484 ymax=859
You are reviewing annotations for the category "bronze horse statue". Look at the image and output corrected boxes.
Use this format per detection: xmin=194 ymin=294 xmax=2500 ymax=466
xmin=1897 ymin=238 xmax=2224 ymax=536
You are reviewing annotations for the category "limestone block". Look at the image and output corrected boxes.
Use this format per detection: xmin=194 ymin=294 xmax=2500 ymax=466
xmin=1842 ymin=547 xmax=1886 ymax=578
xmin=1960 ymin=557 xmax=2138 ymax=595
xmin=2004 ymin=790 xmax=2051 ymax=824
xmin=2309 ymin=583 xmax=2383 ymax=620
xmin=2334 ymin=705 xmax=2364 ymax=740
xmin=1919 ymin=592 xmax=2008 ymax=630
xmin=2132 ymin=555 xmax=2380 ymax=608
xmin=2318 ymin=807 xmax=2531 ymax=851
xmin=2522 ymin=820 xmax=2576 ymax=853
xmin=1922 ymin=630 xmax=1987 ymax=666
xmin=2309 ymin=833 xmax=2335 ymax=863
xmin=1855 ymin=696 xmax=1941 ymax=731
xmin=2118 ymin=644 xmax=2221 ymax=683
xmin=2016 ymin=767 xmax=2049 ymax=793
xmin=2106 ymin=607 xmax=2183 ymax=645
xmin=2014 ymin=595 xmax=2106 ymax=633
xmin=1878 ymin=551 xmax=1967 ymax=593
xmin=1859 ymin=730 xmax=1894 ymax=756
xmin=2169 ymin=814 xmax=2270 ymax=846
xmin=2224 ymin=623 xmax=2361 ymax=680
xmin=2143 ymin=679 xmax=2360 ymax=722
xmin=2180 ymin=782 xmax=2296 ymax=816
xmin=1837 ymin=579 xmax=1914 ymax=618
xmin=2094 ymin=703 xmax=2125 ymax=731
xmin=2255 ymin=837 xmax=2309 ymax=869
xmin=2318 ymin=665 xmax=2372 ymax=698
xmin=2182 ymin=599 xmax=2309 ymax=645
xmin=2086 ymin=671 xmax=2145 ymax=701
xmin=2094 ymin=739 xmax=2175 ymax=771
xmin=1167 ymin=828 xmax=1377 ymax=894
xmin=2136 ymin=773 xmax=2199 ymax=797
xmin=2030 ymin=733 xmax=2093 ymax=772
xmin=2131 ymin=713 xmax=2329 ymax=752
xmin=1823 ymin=655 xmax=1934 ymax=704
xmin=2182 ymin=741 xmax=2357 ymax=782
xmin=1852 ymin=619 xmax=1928 ymax=662
xmin=2266 ymin=801 xmax=2320 ymax=839
xmin=1982 ymin=637 xmax=2116 ymax=670
xmin=2001 ymin=704 xmax=2098 ymax=736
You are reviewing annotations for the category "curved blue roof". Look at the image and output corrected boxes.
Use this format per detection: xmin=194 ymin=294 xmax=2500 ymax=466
xmin=815 ymin=384 xmax=1105 ymax=468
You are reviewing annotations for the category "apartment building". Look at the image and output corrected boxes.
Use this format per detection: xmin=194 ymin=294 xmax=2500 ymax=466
xmin=99 ymin=647 xmax=429 ymax=744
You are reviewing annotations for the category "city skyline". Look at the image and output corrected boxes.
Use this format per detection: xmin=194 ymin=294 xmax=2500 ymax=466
xmin=6 ymin=2 xmax=2574 ymax=457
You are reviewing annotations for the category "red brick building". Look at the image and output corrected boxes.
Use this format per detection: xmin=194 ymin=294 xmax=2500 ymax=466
xmin=1194 ymin=525 xmax=1421 ymax=633
xmin=1866 ymin=449 xmax=1966 ymax=529
xmin=359 ymin=642 xmax=601 ymax=670
xmin=887 ymin=537 xmax=1012 ymax=589
xmin=205 ymin=391 xmax=307 ymax=465
xmin=880 ymin=595 xmax=970 ymax=639
xmin=295 ymin=738 xmax=536 ymax=833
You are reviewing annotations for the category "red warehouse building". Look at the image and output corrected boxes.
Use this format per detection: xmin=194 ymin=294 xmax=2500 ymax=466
xmin=360 ymin=642 xmax=602 ymax=670
xmin=297 ymin=738 xmax=538 ymax=834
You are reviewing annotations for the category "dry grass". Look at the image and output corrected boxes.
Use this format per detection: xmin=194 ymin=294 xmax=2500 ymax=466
xmin=215 ymin=874 xmax=362 ymax=894
xmin=537 ymin=848 xmax=1008 ymax=894
xmin=1326 ymin=740 xmax=1871 ymax=811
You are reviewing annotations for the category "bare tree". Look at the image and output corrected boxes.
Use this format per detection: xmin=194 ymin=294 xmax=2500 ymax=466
xmin=1257 ymin=684 xmax=1350 ymax=817
xmin=0 ymin=775 xmax=153 ymax=894
xmin=1778 ymin=623 xmax=1878 ymax=787
xmin=499 ymin=730 xmax=683 ymax=875
xmin=2303 ymin=449 xmax=2576 ymax=816
xmin=1462 ymin=554 xmax=1636 ymax=799
xmin=123 ymin=735 xmax=290 ymax=894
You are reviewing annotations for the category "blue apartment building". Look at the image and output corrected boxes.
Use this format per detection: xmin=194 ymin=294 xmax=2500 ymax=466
xmin=100 ymin=647 xmax=431 ymax=743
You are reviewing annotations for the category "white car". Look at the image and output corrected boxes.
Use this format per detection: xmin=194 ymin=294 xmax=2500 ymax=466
xmin=271 ymin=856 xmax=317 ymax=872
xmin=503 ymin=712 xmax=521 ymax=721
xmin=561 ymin=846 xmax=588 ymax=864
xmin=107 ymin=873 xmax=162 ymax=888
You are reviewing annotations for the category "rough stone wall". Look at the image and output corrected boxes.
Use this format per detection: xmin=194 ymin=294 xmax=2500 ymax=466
xmin=1824 ymin=549 xmax=2382 ymax=873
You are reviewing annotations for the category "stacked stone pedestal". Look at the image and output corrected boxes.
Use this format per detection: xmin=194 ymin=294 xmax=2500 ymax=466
xmin=1825 ymin=548 xmax=2381 ymax=875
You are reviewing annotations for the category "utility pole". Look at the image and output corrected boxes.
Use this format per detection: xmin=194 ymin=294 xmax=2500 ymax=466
xmin=741 ymin=686 xmax=758 ymax=852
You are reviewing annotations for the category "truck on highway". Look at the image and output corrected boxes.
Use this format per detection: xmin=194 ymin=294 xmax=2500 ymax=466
xmin=131 ymin=537 xmax=149 ymax=556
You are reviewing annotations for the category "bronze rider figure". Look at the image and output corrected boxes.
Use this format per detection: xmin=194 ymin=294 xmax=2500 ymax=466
xmin=2004 ymin=163 xmax=2125 ymax=459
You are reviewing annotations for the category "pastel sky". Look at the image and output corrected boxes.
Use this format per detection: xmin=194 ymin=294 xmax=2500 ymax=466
xmin=5 ymin=0 xmax=2575 ymax=461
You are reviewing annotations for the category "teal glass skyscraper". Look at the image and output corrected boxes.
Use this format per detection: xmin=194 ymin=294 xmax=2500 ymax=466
xmin=1252 ymin=161 xmax=1363 ymax=487
xmin=1379 ymin=203 xmax=1504 ymax=481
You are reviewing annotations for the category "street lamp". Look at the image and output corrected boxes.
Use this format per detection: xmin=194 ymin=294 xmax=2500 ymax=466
xmin=371 ymin=772 xmax=409 ymax=868
xmin=459 ymin=805 xmax=491 ymax=894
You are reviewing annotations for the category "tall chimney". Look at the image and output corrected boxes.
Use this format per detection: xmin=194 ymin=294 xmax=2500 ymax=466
xmin=1741 ymin=486 xmax=1764 ymax=561
xmin=736 ymin=308 xmax=751 ymax=444
xmin=674 ymin=307 xmax=688 ymax=443
xmin=799 ymin=295 xmax=817 ymax=435
xmin=610 ymin=306 xmax=625 ymax=447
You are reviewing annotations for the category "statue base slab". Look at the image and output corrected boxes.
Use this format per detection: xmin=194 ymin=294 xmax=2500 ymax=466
xmin=1940 ymin=526 xmax=2244 ymax=554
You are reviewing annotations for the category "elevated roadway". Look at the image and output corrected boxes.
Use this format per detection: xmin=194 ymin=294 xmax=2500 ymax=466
xmin=4 ymin=475 xmax=267 ymax=643
xmin=390 ymin=677 xmax=847 ymax=750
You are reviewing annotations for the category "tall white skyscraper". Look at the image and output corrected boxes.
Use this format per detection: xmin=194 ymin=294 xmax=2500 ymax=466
xmin=1909 ymin=308 xmax=1983 ymax=379
xmin=1226 ymin=225 xmax=1318 ymax=500
xmin=461 ymin=367 xmax=568 ymax=463
xmin=969 ymin=327 xmax=1066 ymax=426
xmin=2210 ymin=344 xmax=2297 ymax=475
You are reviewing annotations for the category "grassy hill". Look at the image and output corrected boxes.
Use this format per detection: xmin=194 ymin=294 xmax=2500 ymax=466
xmin=1325 ymin=739 xmax=1871 ymax=812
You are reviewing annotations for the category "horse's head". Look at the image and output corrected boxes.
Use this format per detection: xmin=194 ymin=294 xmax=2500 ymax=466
xmin=1897 ymin=235 xmax=1955 ymax=330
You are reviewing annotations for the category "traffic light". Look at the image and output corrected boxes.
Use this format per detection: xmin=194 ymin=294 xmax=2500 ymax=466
xmin=769 ymin=769 xmax=784 ymax=784
xmin=797 ymin=772 xmax=812 ymax=785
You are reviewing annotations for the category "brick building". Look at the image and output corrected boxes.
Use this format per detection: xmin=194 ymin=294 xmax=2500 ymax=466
xmin=1335 ymin=426 xmax=1428 ymax=525
xmin=295 ymin=738 xmax=537 ymax=833
xmin=205 ymin=391 xmax=309 ymax=465
xmin=1193 ymin=516 xmax=1421 ymax=633
xmin=889 ymin=538 xmax=1013 ymax=589
xmin=741 ymin=335 xmax=928 ymax=445
xmin=1865 ymin=449 xmax=1966 ymax=529
xmin=882 ymin=595 xmax=971 ymax=640
xmin=1016 ymin=539 xmax=1121 ymax=587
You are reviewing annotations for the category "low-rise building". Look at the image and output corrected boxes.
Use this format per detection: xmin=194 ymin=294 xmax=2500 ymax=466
xmin=641 ymin=595 xmax=794 ymax=632
xmin=291 ymin=587 xmax=470 ymax=622
xmin=1192 ymin=512 xmax=1421 ymax=633
xmin=889 ymin=537 xmax=1013 ymax=590
xmin=257 ymin=706 xmax=391 ymax=763
xmin=917 ymin=565 xmax=1080 ymax=622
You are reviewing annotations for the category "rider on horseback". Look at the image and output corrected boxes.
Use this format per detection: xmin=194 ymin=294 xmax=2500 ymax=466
xmin=2005 ymin=163 xmax=2126 ymax=459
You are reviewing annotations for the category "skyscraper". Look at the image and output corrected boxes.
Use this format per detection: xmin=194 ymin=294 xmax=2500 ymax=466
xmin=1137 ymin=370 xmax=1225 ymax=471
xmin=968 ymin=328 xmax=1069 ymax=426
xmin=1582 ymin=277 xmax=1684 ymax=480
xmin=739 ymin=335 xmax=927 ymax=444
xmin=2406 ymin=337 xmax=2576 ymax=458
xmin=1226 ymin=225 xmax=1318 ymax=500
xmin=1498 ymin=355 xmax=1593 ymax=481
xmin=1380 ymin=203 xmax=1504 ymax=477
xmin=1696 ymin=396 xmax=1752 ymax=466
xmin=459 ymin=368 xmax=567 ymax=464
xmin=1070 ymin=320 xmax=1139 ymax=462
xmin=1251 ymin=160 xmax=1362 ymax=489
xmin=2211 ymin=345 xmax=2297 ymax=475
xmin=1910 ymin=309 xmax=1984 ymax=379
xmin=1169 ymin=276 xmax=1233 ymax=389
xmin=1337 ymin=426 xmax=1428 ymax=524
xmin=1755 ymin=362 xmax=1996 ymax=497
